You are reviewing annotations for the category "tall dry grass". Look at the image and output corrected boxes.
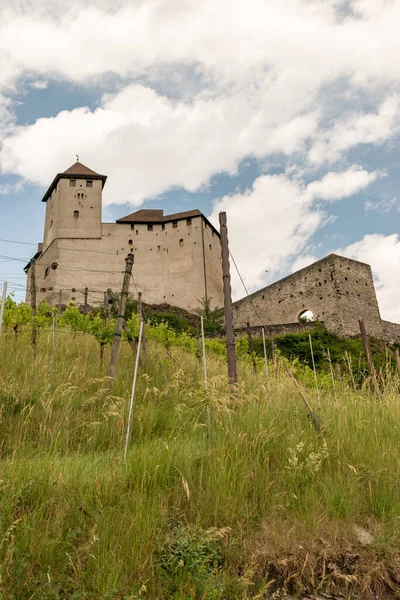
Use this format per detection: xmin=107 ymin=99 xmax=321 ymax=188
xmin=1 ymin=328 xmax=400 ymax=598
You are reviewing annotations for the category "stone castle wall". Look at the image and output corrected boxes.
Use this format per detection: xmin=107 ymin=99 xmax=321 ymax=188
xmin=27 ymin=214 xmax=223 ymax=313
xmin=232 ymin=254 xmax=383 ymax=339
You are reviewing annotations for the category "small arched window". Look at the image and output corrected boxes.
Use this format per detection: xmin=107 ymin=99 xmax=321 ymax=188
xmin=74 ymin=210 xmax=79 ymax=217
xmin=179 ymin=239 xmax=183 ymax=247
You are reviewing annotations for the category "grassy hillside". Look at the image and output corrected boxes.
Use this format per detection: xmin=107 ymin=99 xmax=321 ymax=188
xmin=1 ymin=326 xmax=400 ymax=598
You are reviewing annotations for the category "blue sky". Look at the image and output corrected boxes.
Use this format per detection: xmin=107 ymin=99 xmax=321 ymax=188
xmin=0 ymin=0 xmax=400 ymax=319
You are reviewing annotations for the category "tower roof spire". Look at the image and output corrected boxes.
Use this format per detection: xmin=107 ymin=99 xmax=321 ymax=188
xmin=41 ymin=161 xmax=107 ymax=202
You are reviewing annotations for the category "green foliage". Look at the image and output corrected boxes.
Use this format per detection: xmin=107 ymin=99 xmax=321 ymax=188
xmin=157 ymin=523 xmax=226 ymax=598
xmin=194 ymin=297 xmax=224 ymax=335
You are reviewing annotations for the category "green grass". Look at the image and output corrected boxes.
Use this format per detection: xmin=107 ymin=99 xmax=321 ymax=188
xmin=1 ymin=328 xmax=400 ymax=598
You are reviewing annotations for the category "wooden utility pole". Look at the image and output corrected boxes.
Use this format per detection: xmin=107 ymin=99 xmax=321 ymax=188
xmin=108 ymin=253 xmax=134 ymax=388
xmin=138 ymin=291 xmax=147 ymax=363
xmin=84 ymin=287 xmax=88 ymax=315
xmin=31 ymin=259 xmax=37 ymax=349
xmin=219 ymin=212 xmax=237 ymax=386
xmin=359 ymin=319 xmax=380 ymax=397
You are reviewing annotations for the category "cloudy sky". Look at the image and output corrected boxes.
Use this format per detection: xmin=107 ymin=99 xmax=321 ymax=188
xmin=0 ymin=0 xmax=400 ymax=320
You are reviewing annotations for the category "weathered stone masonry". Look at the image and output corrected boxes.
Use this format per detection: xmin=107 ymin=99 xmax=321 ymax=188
xmin=232 ymin=253 xmax=400 ymax=342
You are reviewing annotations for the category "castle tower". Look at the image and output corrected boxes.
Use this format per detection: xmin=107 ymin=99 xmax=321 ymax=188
xmin=42 ymin=161 xmax=107 ymax=248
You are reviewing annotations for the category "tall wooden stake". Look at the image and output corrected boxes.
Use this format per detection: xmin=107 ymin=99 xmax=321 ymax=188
xmin=219 ymin=211 xmax=237 ymax=386
xmin=246 ymin=322 xmax=257 ymax=374
xmin=359 ymin=319 xmax=380 ymax=397
xmin=201 ymin=315 xmax=211 ymax=446
xmin=0 ymin=281 xmax=7 ymax=338
xmin=58 ymin=290 xmax=62 ymax=316
xmin=395 ymin=349 xmax=400 ymax=376
xmin=327 ymin=348 xmax=338 ymax=406
xmin=345 ymin=350 xmax=356 ymax=392
xmin=103 ymin=291 xmax=108 ymax=317
xmin=108 ymin=253 xmax=134 ymax=388
xmin=31 ymin=259 xmax=37 ymax=349
xmin=84 ymin=287 xmax=88 ymax=315
xmin=285 ymin=365 xmax=322 ymax=433
xmin=137 ymin=291 xmax=147 ymax=363
xmin=49 ymin=315 xmax=57 ymax=391
xmin=309 ymin=334 xmax=321 ymax=408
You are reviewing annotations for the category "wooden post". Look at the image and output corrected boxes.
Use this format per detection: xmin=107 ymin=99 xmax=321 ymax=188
xmin=49 ymin=315 xmax=57 ymax=391
xmin=309 ymin=334 xmax=321 ymax=408
xmin=219 ymin=211 xmax=237 ymax=386
xmin=345 ymin=350 xmax=356 ymax=392
xmin=359 ymin=319 xmax=380 ymax=397
xmin=246 ymin=322 xmax=257 ymax=374
xmin=271 ymin=337 xmax=278 ymax=379
xmin=0 ymin=281 xmax=7 ymax=338
xmin=285 ymin=365 xmax=322 ymax=433
xmin=201 ymin=315 xmax=211 ymax=446
xmin=103 ymin=291 xmax=108 ymax=317
xmin=327 ymin=347 xmax=338 ymax=406
xmin=108 ymin=253 xmax=134 ymax=388
xmin=137 ymin=291 xmax=147 ymax=363
xmin=106 ymin=289 xmax=112 ymax=319
xmin=395 ymin=349 xmax=400 ymax=376
xmin=84 ymin=287 xmax=88 ymax=315
xmin=31 ymin=259 xmax=37 ymax=349
xmin=58 ymin=290 xmax=62 ymax=316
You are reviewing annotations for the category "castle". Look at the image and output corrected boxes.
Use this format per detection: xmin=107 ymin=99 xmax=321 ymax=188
xmin=24 ymin=161 xmax=224 ymax=311
xmin=25 ymin=161 xmax=400 ymax=343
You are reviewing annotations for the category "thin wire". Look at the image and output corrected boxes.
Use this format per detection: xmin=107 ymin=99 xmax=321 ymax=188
xmin=0 ymin=237 xmax=37 ymax=246
xmin=229 ymin=249 xmax=266 ymax=326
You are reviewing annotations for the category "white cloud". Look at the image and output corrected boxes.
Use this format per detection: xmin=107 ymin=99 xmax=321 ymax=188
xmin=308 ymin=97 xmax=400 ymax=165
xmin=338 ymin=234 xmax=400 ymax=322
xmin=365 ymin=197 xmax=400 ymax=213
xmin=0 ymin=84 xmax=318 ymax=205
xmin=290 ymin=254 xmax=319 ymax=273
xmin=208 ymin=166 xmax=377 ymax=297
xmin=306 ymin=165 xmax=381 ymax=201
xmin=30 ymin=80 xmax=48 ymax=90
xmin=0 ymin=0 xmax=399 ymax=201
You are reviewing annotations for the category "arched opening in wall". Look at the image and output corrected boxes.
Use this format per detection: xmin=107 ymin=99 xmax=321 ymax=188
xmin=298 ymin=309 xmax=315 ymax=322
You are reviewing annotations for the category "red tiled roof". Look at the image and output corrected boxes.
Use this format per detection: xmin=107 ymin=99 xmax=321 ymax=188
xmin=117 ymin=209 xmax=202 ymax=223
xmin=116 ymin=208 xmax=220 ymax=236
xmin=42 ymin=161 xmax=107 ymax=202
xmin=63 ymin=162 xmax=100 ymax=176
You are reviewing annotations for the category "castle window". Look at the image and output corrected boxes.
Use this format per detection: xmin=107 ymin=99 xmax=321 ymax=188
xmin=209 ymin=244 xmax=212 ymax=250
xmin=70 ymin=180 xmax=76 ymax=187
xmin=128 ymin=239 xmax=133 ymax=245
xmin=172 ymin=221 xmax=177 ymax=228
xmin=147 ymin=224 xmax=153 ymax=231
xmin=50 ymin=220 xmax=53 ymax=228
xmin=158 ymin=245 xmax=161 ymax=252
xmin=162 ymin=224 xmax=165 ymax=230
xmin=136 ymin=230 xmax=138 ymax=235
xmin=74 ymin=210 xmax=79 ymax=217
xmin=44 ymin=266 xmax=50 ymax=278
xmin=186 ymin=218 xmax=192 ymax=225
xmin=86 ymin=180 xmax=93 ymax=188
xmin=179 ymin=239 xmax=183 ymax=247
